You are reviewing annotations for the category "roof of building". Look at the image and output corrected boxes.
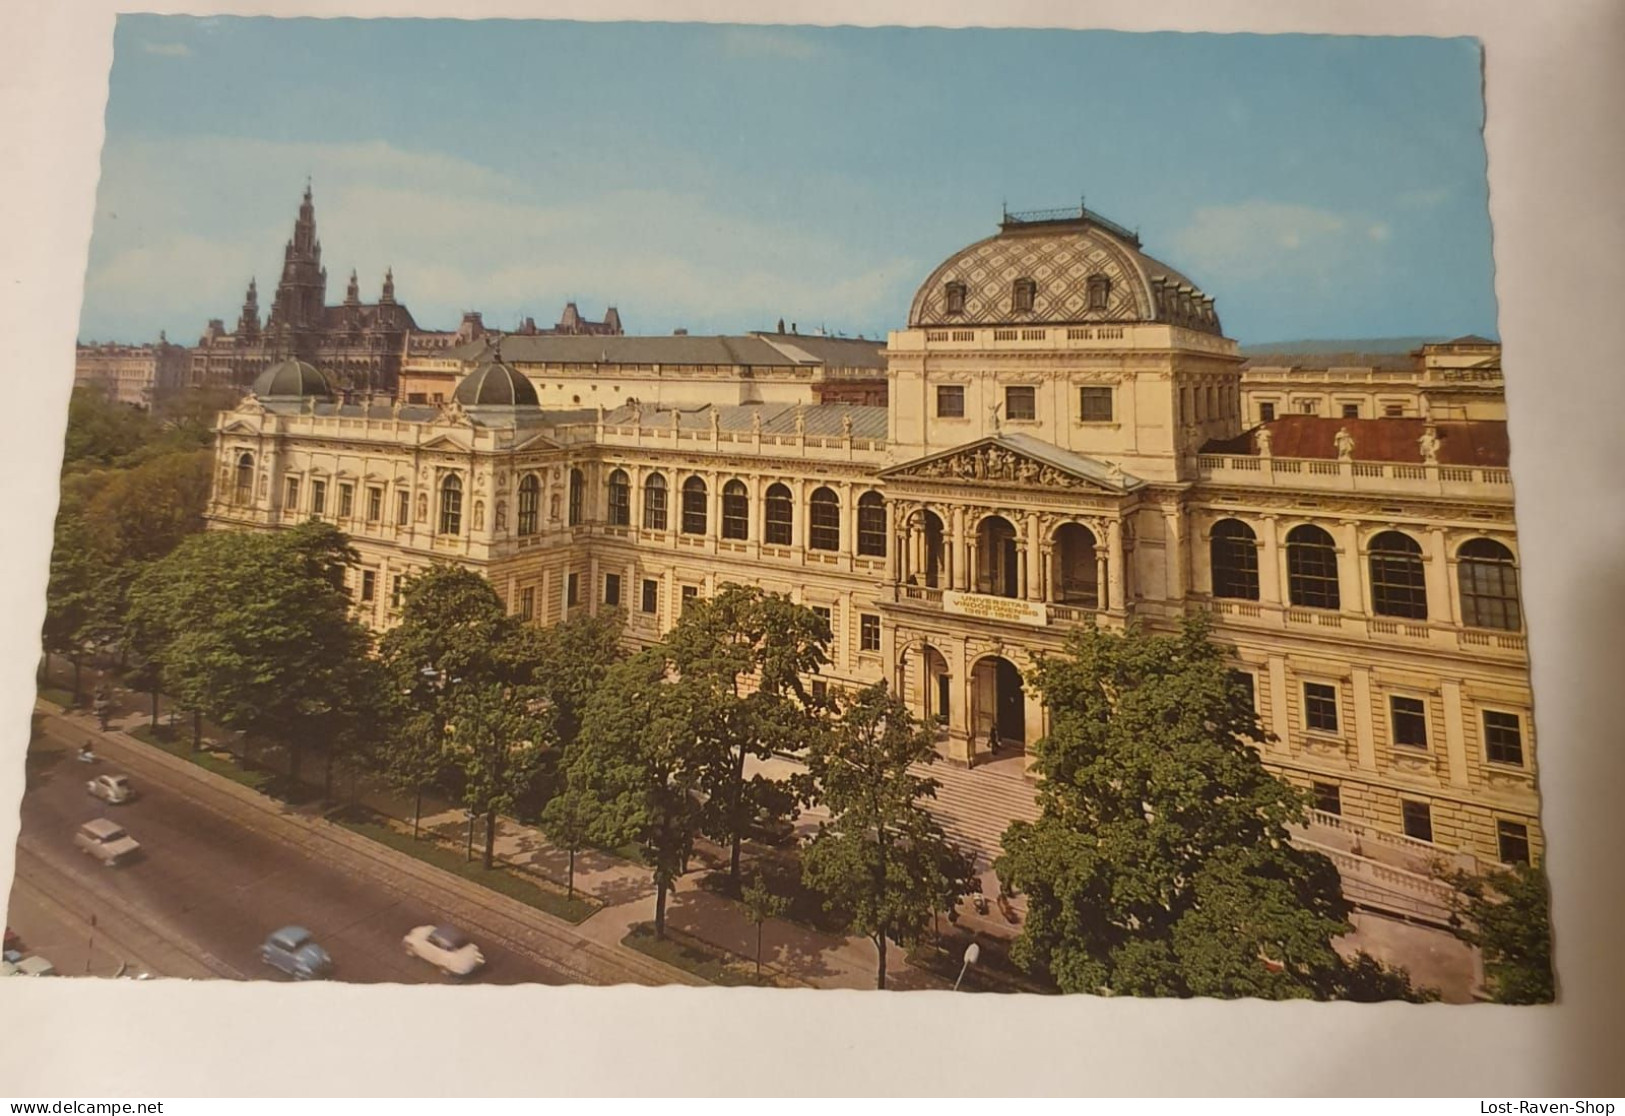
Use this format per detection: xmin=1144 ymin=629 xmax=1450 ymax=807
xmin=1201 ymin=416 xmax=1510 ymax=466
xmin=601 ymin=401 xmax=889 ymax=438
xmin=440 ymin=333 xmax=886 ymax=370
xmin=251 ymin=358 xmax=334 ymax=400
xmin=907 ymin=207 xmax=1222 ymax=335
xmin=452 ymin=358 xmax=540 ymax=407
xmin=1239 ymin=351 xmax=1420 ymax=372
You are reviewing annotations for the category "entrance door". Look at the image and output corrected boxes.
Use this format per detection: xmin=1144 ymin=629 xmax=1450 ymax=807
xmin=995 ymin=658 xmax=1026 ymax=746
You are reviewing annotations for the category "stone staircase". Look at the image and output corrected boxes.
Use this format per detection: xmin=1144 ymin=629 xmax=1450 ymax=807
xmin=916 ymin=756 xmax=1042 ymax=866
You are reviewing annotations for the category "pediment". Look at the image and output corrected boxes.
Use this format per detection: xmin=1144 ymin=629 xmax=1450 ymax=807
xmin=419 ymin=431 xmax=471 ymax=452
xmin=220 ymin=418 xmax=262 ymax=435
xmin=510 ymin=429 xmax=562 ymax=453
xmin=879 ymin=435 xmax=1138 ymax=493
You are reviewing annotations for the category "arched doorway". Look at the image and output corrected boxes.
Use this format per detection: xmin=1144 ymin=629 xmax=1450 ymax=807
xmin=977 ymin=515 xmax=1019 ymax=598
xmin=898 ymin=642 xmax=953 ymax=744
xmin=971 ymin=655 xmax=1026 ymax=754
xmin=909 ymin=509 xmax=946 ymax=588
xmin=1053 ymin=522 xmax=1100 ymax=607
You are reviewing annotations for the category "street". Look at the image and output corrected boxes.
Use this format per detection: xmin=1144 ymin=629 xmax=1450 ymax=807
xmin=7 ymin=717 xmax=576 ymax=985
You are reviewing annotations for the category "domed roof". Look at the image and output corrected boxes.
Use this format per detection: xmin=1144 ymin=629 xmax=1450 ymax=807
xmin=452 ymin=355 xmax=539 ymax=408
xmin=251 ymin=358 xmax=333 ymax=399
xmin=908 ymin=207 xmax=1223 ymax=336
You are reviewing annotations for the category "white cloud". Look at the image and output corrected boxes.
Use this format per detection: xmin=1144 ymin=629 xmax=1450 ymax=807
xmin=140 ymin=41 xmax=191 ymax=57
xmin=82 ymin=135 xmax=912 ymax=339
xmin=1170 ymin=201 xmax=1387 ymax=287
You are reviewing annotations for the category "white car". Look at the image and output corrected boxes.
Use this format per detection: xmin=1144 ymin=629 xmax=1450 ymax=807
xmin=86 ymin=774 xmax=134 ymax=804
xmin=2 ymin=951 xmax=56 ymax=977
xmin=402 ymin=924 xmax=485 ymax=978
xmin=74 ymin=818 xmax=141 ymax=866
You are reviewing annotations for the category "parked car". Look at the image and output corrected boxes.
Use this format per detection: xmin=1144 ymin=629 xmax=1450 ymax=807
xmin=402 ymin=924 xmax=485 ymax=978
xmin=86 ymin=774 xmax=134 ymax=804
xmin=259 ymin=926 xmax=333 ymax=980
xmin=1 ymin=953 xmax=57 ymax=977
xmin=3 ymin=927 xmax=19 ymax=953
xmin=74 ymin=818 xmax=141 ymax=866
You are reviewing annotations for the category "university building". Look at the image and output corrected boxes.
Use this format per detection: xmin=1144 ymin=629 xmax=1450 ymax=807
xmin=204 ymin=204 xmax=1539 ymax=897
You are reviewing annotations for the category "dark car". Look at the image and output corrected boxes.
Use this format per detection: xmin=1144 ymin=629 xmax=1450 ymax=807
xmin=259 ymin=925 xmax=334 ymax=981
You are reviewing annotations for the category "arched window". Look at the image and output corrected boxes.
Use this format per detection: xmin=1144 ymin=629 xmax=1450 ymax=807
xmin=1458 ymin=538 xmax=1521 ymax=631
xmin=1011 ymin=277 xmax=1036 ymax=313
xmin=1286 ymin=524 xmax=1340 ymax=609
xmin=808 ymin=487 xmax=841 ymax=551
xmin=438 ymin=474 xmax=463 ymax=536
xmin=1087 ymin=275 xmax=1111 ymax=311
xmin=607 ymin=469 xmax=631 ymax=527
xmin=568 ymin=468 xmax=584 ymax=526
xmin=643 ymin=473 xmax=668 ymax=531
xmin=681 ymin=476 xmax=708 ymax=535
xmin=517 ymin=474 xmax=539 ymax=536
xmin=1210 ymin=519 xmax=1260 ymax=600
xmin=944 ymin=280 xmax=966 ymax=316
xmin=721 ymin=480 xmax=749 ymax=541
xmin=234 ymin=452 xmax=254 ymax=504
xmin=764 ymin=482 xmax=793 ymax=546
xmin=856 ymin=491 xmax=887 ymax=557
xmin=1369 ymin=531 xmax=1427 ymax=619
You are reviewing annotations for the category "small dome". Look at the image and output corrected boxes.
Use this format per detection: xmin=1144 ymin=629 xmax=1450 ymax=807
xmin=453 ymin=358 xmax=539 ymax=407
xmin=252 ymin=358 xmax=333 ymax=400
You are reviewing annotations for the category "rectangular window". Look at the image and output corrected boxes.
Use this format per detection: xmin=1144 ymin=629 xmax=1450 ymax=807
xmin=367 ymin=486 xmax=383 ymax=522
xmin=520 ymin=586 xmax=535 ymax=621
xmin=285 ymin=477 xmax=301 ymax=510
xmin=811 ymin=605 xmax=832 ymax=638
xmin=1295 ymin=399 xmax=1319 ymax=415
xmin=681 ymin=585 xmax=699 ymax=611
xmin=391 ymin=574 xmax=404 ymax=610
xmin=641 ymin=578 xmax=658 ymax=615
xmin=1259 ymin=402 xmax=1276 ymax=422
xmin=1230 ymin=670 xmax=1256 ymax=713
xmin=1341 ymin=403 xmax=1361 ymax=419
xmin=1005 ymin=385 xmax=1037 ymax=421
xmin=1483 ymin=710 xmax=1525 ymax=766
xmin=407 ymin=393 xmax=427 ymax=404
xmin=604 ymin=573 xmax=621 ymax=608
xmin=1497 ymin=820 xmax=1531 ymax=866
xmin=811 ymin=680 xmax=828 ymax=703
xmin=339 ymin=484 xmax=354 ymax=518
xmin=1384 ymin=404 xmax=1405 ymax=418
xmin=1304 ymin=682 xmax=1339 ymax=733
xmin=1079 ymin=386 xmax=1114 ymax=422
xmin=397 ymin=490 xmax=410 ymax=526
xmin=1311 ymin=782 xmax=1342 ymax=816
xmin=1402 ymin=800 xmax=1434 ymax=843
xmin=311 ymin=480 xmax=327 ymax=515
xmin=360 ymin=570 xmax=375 ymax=603
xmin=566 ymin=573 xmax=579 ymax=608
xmin=860 ymin=613 xmax=881 ymax=652
xmin=1390 ymin=696 xmax=1429 ymax=749
xmin=936 ymin=385 xmax=965 ymax=419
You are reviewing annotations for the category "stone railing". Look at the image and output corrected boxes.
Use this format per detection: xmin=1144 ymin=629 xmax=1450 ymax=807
xmin=1197 ymin=454 xmax=1513 ymax=499
xmin=1204 ymin=598 xmax=1527 ymax=657
xmin=906 ymin=322 xmax=1236 ymax=356
xmin=1293 ymin=836 xmax=1461 ymax=925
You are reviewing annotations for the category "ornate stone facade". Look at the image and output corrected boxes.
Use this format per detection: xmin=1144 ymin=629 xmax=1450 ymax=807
xmin=205 ymin=208 xmax=1540 ymax=885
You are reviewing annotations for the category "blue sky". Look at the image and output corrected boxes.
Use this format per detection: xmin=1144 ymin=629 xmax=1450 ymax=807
xmin=81 ymin=17 xmax=1497 ymax=345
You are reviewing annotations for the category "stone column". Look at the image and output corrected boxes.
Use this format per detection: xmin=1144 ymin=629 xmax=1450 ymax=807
xmin=1267 ymin=655 xmax=1292 ymax=754
xmin=1441 ymin=679 xmax=1471 ymax=788
xmin=1258 ymin=515 xmax=1283 ymax=605
xmin=884 ymin=500 xmax=900 ymax=584
xmin=1025 ymin=516 xmax=1044 ymax=601
xmin=950 ymin=507 xmax=967 ymax=591
xmin=1015 ymin=543 xmax=1029 ymax=600
xmin=1351 ymin=666 xmax=1377 ymax=772
xmin=1426 ymin=527 xmax=1455 ymax=625
xmin=1039 ymin=543 xmax=1054 ymax=602
xmin=1338 ymin=520 xmax=1365 ymax=617
xmin=947 ymin=638 xmax=971 ymax=765
xmin=1107 ymin=519 xmax=1125 ymax=611
xmin=587 ymin=556 xmax=600 ymax=617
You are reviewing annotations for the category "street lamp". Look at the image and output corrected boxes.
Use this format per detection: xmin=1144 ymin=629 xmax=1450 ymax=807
xmin=954 ymin=941 xmax=980 ymax=991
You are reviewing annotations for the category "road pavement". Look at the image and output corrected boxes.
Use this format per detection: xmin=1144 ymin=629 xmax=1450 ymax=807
xmin=7 ymin=719 xmax=575 ymax=985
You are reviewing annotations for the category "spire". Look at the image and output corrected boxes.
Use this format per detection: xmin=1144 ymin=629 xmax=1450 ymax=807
xmin=380 ymin=266 xmax=396 ymax=305
xmin=345 ymin=268 xmax=360 ymax=306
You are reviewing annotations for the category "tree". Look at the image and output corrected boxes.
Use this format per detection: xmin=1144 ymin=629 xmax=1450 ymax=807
xmin=997 ymin=615 xmax=1426 ymax=1000
xmin=1450 ymin=862 xmax=1554 ymax=1004
xmin=41 ymin=506 xmax=116 ymax=704
xmin=83 ymin=449 xmax=212 ymax=565
xmin=516 ymin=608 xmax=627 ymax=749
xmin=59 ymin=388 xmax=151 ymax=470
xmin=443 ymin=678 xmax=550 ymax=870
xmin=665 ymin=584 xmax=827 ymax=887
xmin=538 ymin=779 xmax=600 ymax=900
xmin=800 ymin=683 xmax=978 ymax=990
xmin=568 ymin=648 xmax=715 ymax=939
xmin=124 ymin=520 xmax=375 ymax=791
xmin=740 ymin=872 xmax=789 ymax=982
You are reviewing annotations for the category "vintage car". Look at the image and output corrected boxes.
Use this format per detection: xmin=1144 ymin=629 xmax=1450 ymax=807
xmin=2 ymin=951 xmax=56 ymax=977
xmin=73 ymin=818 xmax=141 ymax=866
xmin=402 ymin=923 xmax=485 ymax=978
xmin=86 ymin=774 xmax=134 ymax=804
xmin=260 ymin=926 xmax=334 ymax=981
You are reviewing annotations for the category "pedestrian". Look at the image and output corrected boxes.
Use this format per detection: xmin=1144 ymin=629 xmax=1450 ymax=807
xmin=987 ymin=718 xmax=1001 ymax=755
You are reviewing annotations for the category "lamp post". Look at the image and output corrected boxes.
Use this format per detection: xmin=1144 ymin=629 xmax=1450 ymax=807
xmin=954 ymin=941 xmax=980 ymax=991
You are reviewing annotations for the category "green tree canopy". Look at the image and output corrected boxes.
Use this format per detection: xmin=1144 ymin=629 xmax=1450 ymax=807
xmin=1452 ymin=862 xmax=1555 ymax=1004
xmin=997 ymin=615 xmax=1427 ymax=1000
xmin=800 ymin=682 xmax=978 ymax=989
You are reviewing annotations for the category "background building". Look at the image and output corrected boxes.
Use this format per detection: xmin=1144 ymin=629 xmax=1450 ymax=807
xmin=74 ymin=335 xmax=190 ymax=408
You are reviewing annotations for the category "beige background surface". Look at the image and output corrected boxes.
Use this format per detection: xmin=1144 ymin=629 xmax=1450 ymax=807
xmin=0 ymin=0 xmax=1621 ymax=1097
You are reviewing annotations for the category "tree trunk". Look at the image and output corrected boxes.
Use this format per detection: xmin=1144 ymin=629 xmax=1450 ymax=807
xmin=567 ymin=847 xmax=576 ymax=900
xmin=654 ymin=876 xmax=669 ymax=941
xmin=876 ymin=933 xmax=888 ymax=991
xmin=150 ymin=689 xmax=159 ymax=729
xmin=323 ymin=747 xmax=337 ymax=801
xmin=288 ymin=739 xmax=304 ymax=794
xmin=191 ymin=710 xmax=201 ymax=753
xmin=728 ymin=745 xmax=746 ymax=886
xmin=756 ymin=922 xmax=764 ymax=981
xmin=71 ymin=652 xmax=82 ymax=706
xmin=483 ymin=810 xmax=497 ymax=870
xmin=412 ymin=788 xmax=422 ymax=840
